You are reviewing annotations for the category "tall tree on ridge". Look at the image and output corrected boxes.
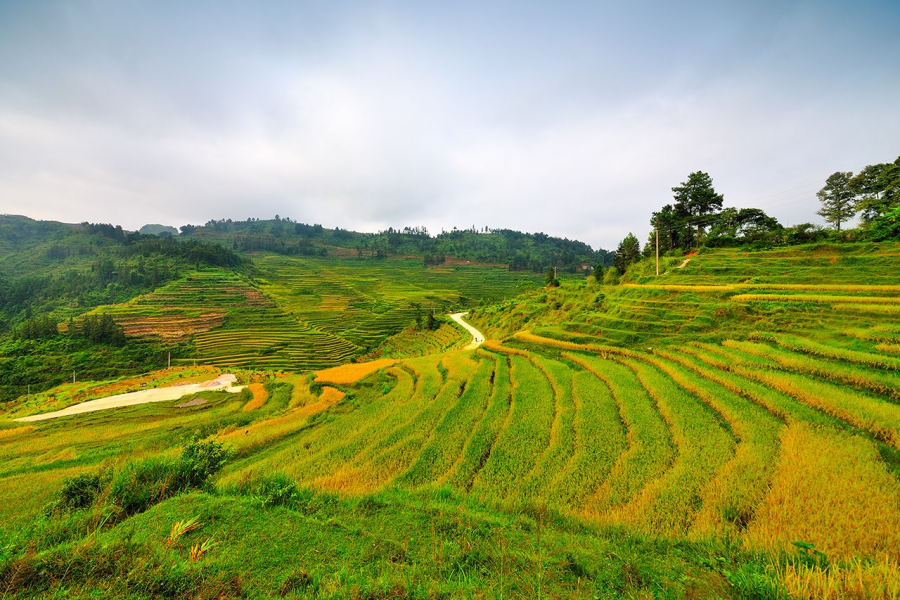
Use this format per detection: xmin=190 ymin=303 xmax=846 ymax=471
xmin=816 ymin=171 xmax=856 ymax=231
xmin=671 ymin=171 xmax=724 ymax=246
xmin=850 ymin=159 xmax=900 ymax=224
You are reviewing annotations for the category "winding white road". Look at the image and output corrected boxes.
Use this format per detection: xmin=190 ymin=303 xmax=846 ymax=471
xmin=449 ymin=312 xmax=486 ymax=350
xmin=15 ymin=374 xmax=243 ymax=422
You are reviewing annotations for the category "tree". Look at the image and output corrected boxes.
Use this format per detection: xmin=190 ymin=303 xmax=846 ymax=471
xmin=706 ymin=208 xmax=781 ymax=243
xmin=850 ymin=159 xmax=900 ymax=224
xmin=544 ymin=266 xmax=560 ymax=287
xmin=613 ymin=233 xmax=641 ymax=273
xmin=648 ymin=204 xmax=687 ymax=253
xmin=816 ymin=171 xmax=856 ymax=231
xmin=672 ymin=171 xmax=724 ymax=245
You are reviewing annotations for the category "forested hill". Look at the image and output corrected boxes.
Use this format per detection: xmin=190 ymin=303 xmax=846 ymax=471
xmin=0 ymin=215 xmax=246 ymax=332
xmin=182 ymin=218 xmax=612 ymax=272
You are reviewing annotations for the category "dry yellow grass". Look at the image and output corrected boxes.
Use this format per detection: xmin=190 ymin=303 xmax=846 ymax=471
xmin=514 ymin=330 xmax=641 ymax=360
xmin=746 ymin=283 xmax=900 ymax=293
xmin=779 ymin=558 xmax=900 ymax=600
xmin=876 ymin=343 xmax=900 ymax=354
xmin=222 ymin=386 xmax=348 ymax=456
xmin=0 ymin=426 xmax=35 ymax=439
xmin=314 ymin=359 xmax=397 ymax=384
xmin=241 ymin=383 xmax=268 ymax=412
xmin=744 ymin=424 xmax=900 ymax=561
xmin=731 ymin=293 xmax=898 ymax=304
xmin=296 ymin=386 xmax=345 ymax=418
xmin=625 ymin=283 xmax=900 ymax=293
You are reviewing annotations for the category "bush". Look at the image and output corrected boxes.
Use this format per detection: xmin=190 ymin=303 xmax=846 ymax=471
xmin=57 ymin=473 xmax=106 ymax=510
xmin=56 ymin=439 xmax=231 ymax=518
xmin=177 ymin=438 xmax=230 ymax=489
xmin=110 ymin=457 xmax=180 ymax=515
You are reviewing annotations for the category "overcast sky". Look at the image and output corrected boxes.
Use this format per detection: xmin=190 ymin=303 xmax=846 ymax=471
xmin=1 ymin=1 xmax=898 ymax=250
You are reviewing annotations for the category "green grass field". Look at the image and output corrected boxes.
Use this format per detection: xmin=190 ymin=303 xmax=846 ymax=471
xmin=2 ymin=242 xmax=899 ymax=598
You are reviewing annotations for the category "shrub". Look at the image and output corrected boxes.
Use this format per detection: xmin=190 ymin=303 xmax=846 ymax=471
xmin=57 ymin=439 xmax=231 ymax=518
xmin=57 ymin=473 xmax=106 ymax=510
xmin=177 ymin=438 xmax=230 ymax=489
xmin=110 ymin=457 xmax=180 ymax=515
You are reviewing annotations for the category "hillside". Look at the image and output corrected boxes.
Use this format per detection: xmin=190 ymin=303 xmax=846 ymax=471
xmin=88 ymin=256 xmax=544 ymax=372
xmin=1 ymin=242 xmax=898 ymax=597
xmin=182 ymin=217 xmax=611 ymax=273
xmin=0 ymin=215 xmax=569 ymax=400
xmin=0 ymin=215 xmax=248 ymax=401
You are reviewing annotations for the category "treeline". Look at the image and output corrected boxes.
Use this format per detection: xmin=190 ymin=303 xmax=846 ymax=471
xmin=16 ymin=313 xmax=125 ymax=346
xmin=0 ymin=216 xmax=247 ymax=332
xmin=0 ymin=333 xmax=170 ymax=402
xmin=183 ymin=218 xmax=612 ymax=273
xmin=605 ymin=157 xmax=900 ymax=277
xmin=816 ymin=156 xmax=899 ymax=238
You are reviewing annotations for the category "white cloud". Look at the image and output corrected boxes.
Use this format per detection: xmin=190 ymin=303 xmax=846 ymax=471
xmin=1 ymin=2 xmax=898 ymax=249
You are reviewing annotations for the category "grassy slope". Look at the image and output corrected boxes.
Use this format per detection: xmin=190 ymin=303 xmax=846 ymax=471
xmin=2 ymin=242 xmax=900 ymax=598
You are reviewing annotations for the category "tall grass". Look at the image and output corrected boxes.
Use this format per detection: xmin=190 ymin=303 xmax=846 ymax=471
xmin=744 ymin=424 xmax=900 ymax=561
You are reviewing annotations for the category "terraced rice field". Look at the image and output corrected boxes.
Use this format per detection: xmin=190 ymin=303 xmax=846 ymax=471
xmin=213 ymin=324 xmax=900 ymax=571
xmin=253 ymin=254 xmax=542 ymax=351
xmin=91 ymin=256 xmax=542 ymax=372
xmin=477 ymin=243 xmax=900 ymax=349
xmin=94 ymin=271 xmax=360 ymax=371
xmin=5 ymin=243 xmax=900 ymax=596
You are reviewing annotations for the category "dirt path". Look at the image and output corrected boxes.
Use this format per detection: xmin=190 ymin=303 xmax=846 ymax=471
xmin=449 ymin=312 xmax=485 ymax=350
xmin=15 ymin=374 xmax=244 ymax=422
xmin=676 ymin=258 xmax=691 ymax=269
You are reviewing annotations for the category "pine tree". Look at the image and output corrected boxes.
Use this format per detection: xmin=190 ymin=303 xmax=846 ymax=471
xmin=816 ymin=171 xmax=856 ymax=231
xmin=613 ymin=233 xmax=641 ymax=272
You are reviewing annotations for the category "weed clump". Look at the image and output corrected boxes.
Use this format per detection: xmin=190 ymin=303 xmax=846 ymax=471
xmin=55 ymin=438 xmax=230 ymax=518
xmin=57 ymin=472 xmax=108 ymax=511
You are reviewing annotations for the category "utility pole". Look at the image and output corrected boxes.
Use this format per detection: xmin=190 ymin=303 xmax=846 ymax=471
xmin=553 ymin=266 xmax=558 ymax=280
xmin=655 ymin=228 xmax=659 ymax=277
xmin=168 ymin=351 xmax=171 ymax=368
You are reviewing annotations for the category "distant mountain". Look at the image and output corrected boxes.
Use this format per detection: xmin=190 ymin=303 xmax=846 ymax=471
xmin=182 ymin=217 xmax=613 ymax=272
xmin=139 ymin=224 xmax=178 ymax=237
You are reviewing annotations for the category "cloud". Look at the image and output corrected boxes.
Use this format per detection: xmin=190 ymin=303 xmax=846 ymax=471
xmin=1 ymin=1 xmax=898 ymax=249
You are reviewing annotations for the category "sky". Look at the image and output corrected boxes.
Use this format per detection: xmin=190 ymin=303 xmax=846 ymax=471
xmin=1 ymin=1 xmax=898 ymax=251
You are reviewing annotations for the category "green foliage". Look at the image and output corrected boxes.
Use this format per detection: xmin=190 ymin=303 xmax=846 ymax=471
xmin=57 ymin=473 xmax=106 ymax=511
xmin=177 ymin=438 xmax=231 ymax=489
xmin=613 ymin=233 xmax=641 ymax=272
xmin=110 ymin=456 xmax=183 ymax=515
xmin=55 ymin=439 xmax=230 ymax=518
xmin=185 ymin=218 xmax=612 ymax=273
xmin=850 ymin=157 xmax=900 ymax=224
xmin=0 ymin=334 xmax=172 ymax=402
xmin=15 ymin=315 xmax=59 ymax=340
xmin=866 ymin=205 xmax=900 ymax=241
xmin=672 ymin=171 xmax=725 ymax=246
xmin=816 ymin=171 xmax=856 ymax=231
xmin=78 ymin=313 xmax=125 ymax=346
xmin=545 ymin=266 xmax=560 ymax=287
xmin=0 ymin=215 xmax=247 ymax=329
